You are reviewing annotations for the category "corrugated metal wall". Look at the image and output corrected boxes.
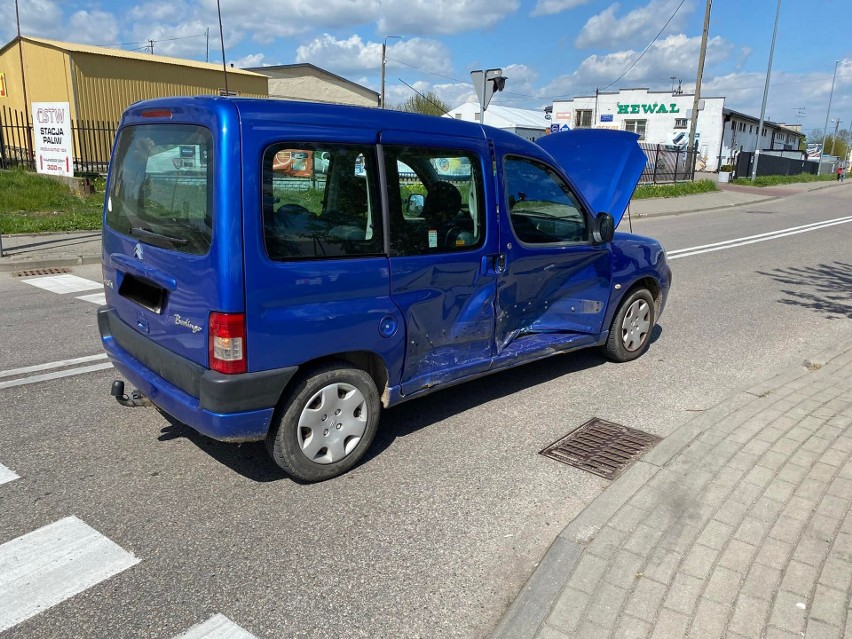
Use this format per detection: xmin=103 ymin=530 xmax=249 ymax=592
xmin=71 ymin=53 xmax=267 ymax=122
xmin=0 ymin=41 xmax=76 ymax=116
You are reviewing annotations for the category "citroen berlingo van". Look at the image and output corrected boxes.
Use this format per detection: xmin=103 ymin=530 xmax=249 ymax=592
xmin=99 ymin=96 xmax=671 ymax=482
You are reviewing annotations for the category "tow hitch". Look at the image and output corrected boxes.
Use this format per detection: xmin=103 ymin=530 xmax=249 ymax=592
xmin=110 ymin=380 xmax=151 ymax=407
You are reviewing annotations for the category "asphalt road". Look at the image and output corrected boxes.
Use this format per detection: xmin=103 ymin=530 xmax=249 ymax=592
xmin=0 ymin=185 xmax=850 ymax=639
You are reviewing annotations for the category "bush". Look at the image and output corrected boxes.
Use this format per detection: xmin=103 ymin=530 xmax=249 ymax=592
xmin=719 ymin=164 xmax=734 ymax=172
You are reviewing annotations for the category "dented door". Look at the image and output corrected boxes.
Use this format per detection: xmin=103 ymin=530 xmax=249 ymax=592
xmin=495 ymin=153 xmax=612 ymax=355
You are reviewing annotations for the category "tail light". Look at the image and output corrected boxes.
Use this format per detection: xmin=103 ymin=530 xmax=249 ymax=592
xmin=209 ymin=312 xmax=246 ymax=374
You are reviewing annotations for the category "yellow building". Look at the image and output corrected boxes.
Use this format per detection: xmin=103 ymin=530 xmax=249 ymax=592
xmin=0 ymin=36 xmax=268 ymax=123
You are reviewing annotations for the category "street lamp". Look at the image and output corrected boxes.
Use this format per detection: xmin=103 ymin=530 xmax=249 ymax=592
xmin=380 ymin=35 xmax=402 ymax=109
xmin=751 ymin=0 xmax=781 ymax=180
xmin=821 ymin=60 xmax=840 ymax=156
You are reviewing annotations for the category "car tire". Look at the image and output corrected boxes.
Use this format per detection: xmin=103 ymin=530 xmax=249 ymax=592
xmin=266 ymin=363 xmax=380 ymax=482
xmin=602 ymin=288 xmax=655 ymax=362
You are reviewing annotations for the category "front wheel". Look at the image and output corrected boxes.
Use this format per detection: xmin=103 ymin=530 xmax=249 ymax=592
xmin=267 ymin=363 xmax=380 ymax=482
xmin=602 ymin=288 xmax=656 ymax=362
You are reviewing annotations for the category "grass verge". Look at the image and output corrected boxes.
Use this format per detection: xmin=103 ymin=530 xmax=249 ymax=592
xmin=633 ymin=179 xmax=717 ymax=199
xmin=731 ymin=173 xmax=836 ymax=186
xmin=0 ymin=168 xmax=104 ymax=234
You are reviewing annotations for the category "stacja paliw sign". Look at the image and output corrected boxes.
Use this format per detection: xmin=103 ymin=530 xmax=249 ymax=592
xmin=617 ymin=103 xmax=681 ymax=115
xmin=32 ymin=102 xmax=74 ymax=177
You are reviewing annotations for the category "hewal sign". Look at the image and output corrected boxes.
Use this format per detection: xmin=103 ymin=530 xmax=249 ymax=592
xmin=32 ymin=102 xmax=73 ymax=177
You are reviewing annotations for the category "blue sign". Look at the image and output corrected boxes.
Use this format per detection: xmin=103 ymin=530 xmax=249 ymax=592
xmin=600 ymin=114 xmax=613 ymax=122
xmin=560 ymin=124 xmax=570 ymax=132
xmin=550 ymin=124 xmax=560 ymax=133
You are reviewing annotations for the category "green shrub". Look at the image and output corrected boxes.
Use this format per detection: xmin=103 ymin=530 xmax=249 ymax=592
xmin=632 ymin=179 xmax=717 ymax=199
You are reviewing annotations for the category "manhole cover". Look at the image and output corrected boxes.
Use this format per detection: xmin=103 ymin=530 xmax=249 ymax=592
xmin=540 ymin=418 xmax=661 ymax=480
xmin=11 ymin=267 xmax=72 ymax=277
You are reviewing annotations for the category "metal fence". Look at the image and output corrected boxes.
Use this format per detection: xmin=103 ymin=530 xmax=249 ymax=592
xmin=0 ymin=106 xmax=117 ymax=174
xmin=638 ymin=143 xmax=697 ymax=184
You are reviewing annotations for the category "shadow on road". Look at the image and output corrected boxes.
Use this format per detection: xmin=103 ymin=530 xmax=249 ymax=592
xmin=759 ymin=261 xmax=852 ymax=320
xmin=153 ymin=324 xmax=665 ymax=482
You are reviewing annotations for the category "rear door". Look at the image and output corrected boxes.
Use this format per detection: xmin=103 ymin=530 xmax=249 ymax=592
xmin=380 ymin=132 xmax=499 ymax=396
xmin=102 ymin=101 xmax=243 ymax=368
xmin=239 ymin=116 xmax=399 ymax=376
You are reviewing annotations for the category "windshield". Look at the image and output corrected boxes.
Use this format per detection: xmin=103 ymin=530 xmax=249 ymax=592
xmin=106 ymin=124 xmax=213 ymax=254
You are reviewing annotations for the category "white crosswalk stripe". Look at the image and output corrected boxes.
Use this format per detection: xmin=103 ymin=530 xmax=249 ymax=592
xmin=0 ymin=516 xmax=140 ymax=633
xmin=174 ymin=614 xmax=259 ymax=639
xmin=76 ymin=292 xmax=107 ymax=305
xmin=0 ymin=463 xmax=18 ymax=485
xmin=21 ymin=274 xmax=102 ymax=294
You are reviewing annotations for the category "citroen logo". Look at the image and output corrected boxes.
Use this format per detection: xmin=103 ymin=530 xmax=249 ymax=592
xmin=134 ymin=243 xmax=144 ymax=260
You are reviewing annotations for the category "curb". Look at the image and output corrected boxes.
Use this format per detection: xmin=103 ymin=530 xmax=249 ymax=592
xmin=488 ymin=340 xmax=852 ymax=639
xmin=0 ymin=255 xmax=101 ymax=273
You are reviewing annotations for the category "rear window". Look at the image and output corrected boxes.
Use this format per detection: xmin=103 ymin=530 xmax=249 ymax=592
xmin=107 ymin=124 xmax=213 ymax=254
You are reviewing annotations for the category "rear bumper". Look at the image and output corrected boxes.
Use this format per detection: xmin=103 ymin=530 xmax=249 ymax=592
xmin=98 ymin=307 xmax=297 ymax=441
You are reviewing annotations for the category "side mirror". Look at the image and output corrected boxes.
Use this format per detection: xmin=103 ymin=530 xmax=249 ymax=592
xmin=592 ymin=212 xmax=615 ymax=244
xmin=406 ymin=194 xmax=425 ymax=217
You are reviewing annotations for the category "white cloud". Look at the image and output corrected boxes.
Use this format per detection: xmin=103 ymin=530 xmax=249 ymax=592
xmin=542 ymin=34 xmax=730 ymax=99
xmin=575 ymin=0 xmax=694 ymax=49
xmin=233 ymin=53 xmax=265 ymax=68
xmin=531 ymin=0 xmax=590 ymax=18
xmin=69 ymin=11 xmax=119 ymax=46
xmin=127 ymin=1 xmax=188 ymax=22
xmin=383 ymin=80 xmax=475 ymax=110
xmin=378 ymin=0 xmax=520 ymax=36
xmin=0 ymin=0 xmax=74 ymax=42
xmin=211 ymin=0 xmax=380 ymax=42
xmin=295 ymin=34 xmax=452 ymax=77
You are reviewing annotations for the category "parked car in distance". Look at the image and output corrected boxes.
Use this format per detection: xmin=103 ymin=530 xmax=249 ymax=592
xmin=99 ymin=97 xmax=671 ymax=482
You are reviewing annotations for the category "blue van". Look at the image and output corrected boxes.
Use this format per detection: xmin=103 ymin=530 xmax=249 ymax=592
xmin=99 ymin=97 xmax=671 ymax=482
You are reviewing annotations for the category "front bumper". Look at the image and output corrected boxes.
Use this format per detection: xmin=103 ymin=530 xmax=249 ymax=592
xmin=98 ymin=307 xmax=297 ymax=441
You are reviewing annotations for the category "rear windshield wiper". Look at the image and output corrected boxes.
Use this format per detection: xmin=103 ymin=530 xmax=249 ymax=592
xmin=130 ymin=226 xmax=189 ymax=248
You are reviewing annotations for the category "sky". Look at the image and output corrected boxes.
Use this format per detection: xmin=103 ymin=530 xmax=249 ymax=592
xmin=1 ymin=0 xmax=850 ymax=137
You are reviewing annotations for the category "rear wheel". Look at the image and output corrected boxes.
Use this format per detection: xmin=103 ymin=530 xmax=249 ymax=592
xmin=267 ymin=363 xmax=380 ymax=482
xmin=602 ymin=288 xmax=655 ymax=362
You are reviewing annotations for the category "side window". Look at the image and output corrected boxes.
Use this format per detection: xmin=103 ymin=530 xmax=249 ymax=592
xmin=262 ymin=143 xmax=383 ymax=260
xmin=504 ymin=156 xmax=588 ymax=245
xmin=383 ymin=146 xmax=484 ymax=256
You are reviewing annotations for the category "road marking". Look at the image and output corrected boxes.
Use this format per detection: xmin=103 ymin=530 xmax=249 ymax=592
xmin=21 ymin=274 xmax=103 ymax=294
xmin=0 ymin=516 xmax=140 ymax=633
xmin=76 ymin=292 xmax=107 ymax=305
xmin=0 ymin=363 xmax=113 ymax=390
xmin=0 ymin=354 xmax=108 ymax=379
xmin=174 ymin=614 xmax=259 ymax=639
xmin=0 ymin=464 xmax=18 ymax=485
xmin=667 ymin=215 xmax=852 ymax=260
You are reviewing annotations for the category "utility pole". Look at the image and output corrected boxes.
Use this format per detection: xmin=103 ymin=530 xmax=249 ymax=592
xmin=380 ymin=35 xmax=402 ymax=108
xmin=751 ymin=0 xmax=781 ymax=180
xmin=148 ymin=39 xmax=155 ymax=55
xmin=821 ymin=61 xmax=840 ymax=156
xmin=206 ymin=28 xmax=209 ymax=63
xmin=688 ymin=0 xmax=711 ymax=172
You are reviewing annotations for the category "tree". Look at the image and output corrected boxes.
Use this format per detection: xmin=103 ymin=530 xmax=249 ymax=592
xmin=396 ymin=91 xmax=450 ymax=116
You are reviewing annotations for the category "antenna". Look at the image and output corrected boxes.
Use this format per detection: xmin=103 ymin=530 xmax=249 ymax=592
xmin=216 ymin=0 xmax=229 ymax=95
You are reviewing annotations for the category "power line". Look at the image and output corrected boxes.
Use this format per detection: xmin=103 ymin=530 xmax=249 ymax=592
xmin=596 ymin=0 xmax=688 ymax=93
xmin=396 ymin=78 xmax=451 ymax=115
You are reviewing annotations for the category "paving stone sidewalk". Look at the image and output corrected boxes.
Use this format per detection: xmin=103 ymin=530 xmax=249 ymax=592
xmin=493 ymin=343 xmax=852 ymax=639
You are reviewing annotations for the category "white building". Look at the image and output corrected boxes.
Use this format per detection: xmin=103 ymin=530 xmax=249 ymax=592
xmin=445 ymin=102 xmax=550 ymax=141
xmin=551 ymin=88 xmax=804 ymax=172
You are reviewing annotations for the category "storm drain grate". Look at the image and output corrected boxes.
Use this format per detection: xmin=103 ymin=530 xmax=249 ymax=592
xmin=11 ymin=267 xmax=72 ymax=277
xmin=540 ymin=418 xmax=661 ymax=480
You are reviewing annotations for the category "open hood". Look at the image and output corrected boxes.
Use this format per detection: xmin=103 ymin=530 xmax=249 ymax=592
xmin=537 ymin=129 xmax=646 ymax=227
